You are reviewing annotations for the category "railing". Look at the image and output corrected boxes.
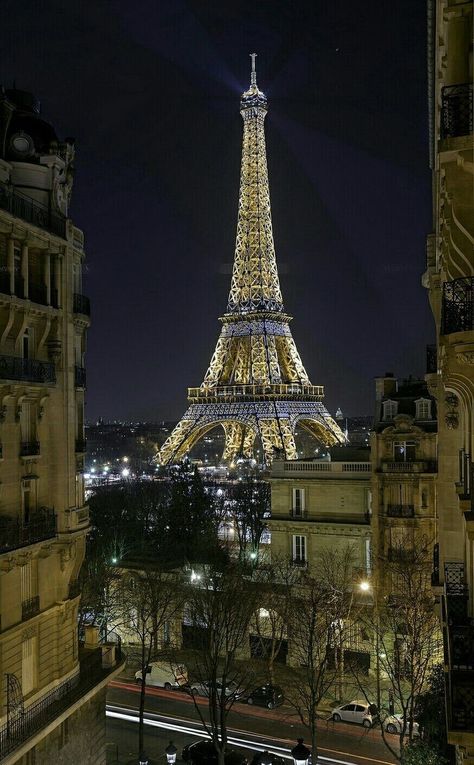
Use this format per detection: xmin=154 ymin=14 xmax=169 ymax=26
xmin=73 ymin=293 xmax=91 ymax=317
xmin=20 ymin=441 xmax=40 ymax=457
xmin=0 ymin=355 xmax=55 ymax=384
xmin=0 ymin=182 xmax=67 ymax=239
xmin=426 ymin=344 xmax=437 ymax=374
xmin=0 ymin=511 xmax=56 ymax=554
xmin=443 ymin=562 xmax=474 ymax=732
xmin=286 ymin=510 xmax=369 ymax=525
xmin=290 ymin=558 xmax=308 ymax=568
xmin=381 ymin=460 xmax=436 ymax=473
xmin=290 ymin=508 xmax=307 ymax=519
xmin=0 ymin=643 xmax=123 ymax=759
xmin=28 ymin=283 xmax=48 ymax=306
xmin=386 ymin=504 xmax=415 ymax=518
xmin=441 ymin=83 xmax=473 ymax=139
xmin=442 ymin=277 xmax=474 ymax=334
xmin=280 ymin=461 xmax=371 ymax=474
xmin=189 ymin=383 xmax=325 ymax=401
xmin=74 ymin=365 xmax=86 ymax=388
xmin=75 ymin=439 xmax=87 ymax=453
xmin=21 ymin=595 xmax=40 ymax=621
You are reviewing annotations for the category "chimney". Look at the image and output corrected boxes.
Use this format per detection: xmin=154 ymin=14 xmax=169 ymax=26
xmin=375 ymin=372 xmax=397 ymax=402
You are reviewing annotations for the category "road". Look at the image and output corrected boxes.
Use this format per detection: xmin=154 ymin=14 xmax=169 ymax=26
xmin=106 ymin=681 xmax=398 ymax=765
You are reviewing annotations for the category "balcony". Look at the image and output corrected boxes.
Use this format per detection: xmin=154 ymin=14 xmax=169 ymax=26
xmin=290 ymin=557 xmax=308 ymax=568
xmin=0 ymin=355 xmax=55 ymax=384
xmin=73 ymin=293 xmax=91 ymax=317
xmin=21 ymin=595 xmax=40 ymax=621
xmin=0 ymin=510 xmax=56 ymax=554
xmin=381 ymin=460 xmax=436 ymax=473
xmin=188 ymin=382 xmax=324 ymax=403
xmin=74 ymin=365 xmax=86 ymax=388
xmin=0 ymin=638 xmax=124 ymax=760
xmin=441 ymin=83 xmax=473 ymax=140
xmin=443 ymin=562 xmax=474 ymax=733
xmin=386 ymin=504 xmax=415 ymax=518
xmin=75 ymin=439 xmax=87 ymax=454
xmin=442 ymin=277 xmax=474 ymax=334
xmin=0 ymin=182 xmax=67 ymax=239
xmin=20 ymin=441 xmax=40 ymax=457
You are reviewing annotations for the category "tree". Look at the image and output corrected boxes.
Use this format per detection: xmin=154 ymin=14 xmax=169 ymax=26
xmin=400 ymin=740 xmax=448 ymax=765
xmin=348 ymin=542 xmax=443 ymax=763
xmin=118 ymin=567 xmax=184 ymax=761
xmin=284 ymin=546 xmax=357 ymax=761
xmin=251 ymin=556 xmax=300 ymax=683
xmin=414 ymin=664 xmax=450 ymax=760
xmin=228 ymin=477 xmax=270 ymax=562
xmin=184 ymin=563 xmax=260 ymax=765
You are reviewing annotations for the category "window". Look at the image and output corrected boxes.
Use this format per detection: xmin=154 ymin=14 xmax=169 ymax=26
xmin=20 ymin=402 xmax=36 ymax=444
xmin=75 ymin=472 xmax=84 ymax=507
xmin=415 ymin=398 xmax=432 ymax=420
xmin=383 ymin=400 xmax=398 ymax=420
xmin=22 ymin=328 xmax=31 ymax=359
xmin=393 ymin=441 xmax=416 ymax=462
xmin=22 ymin=479 xmax=37 ymax=524
xmin=292 ymin=535 xmax=307 ymax=563
xmin=22 ymin=635 xmax=37 ymax=696
xmin=292 ymin=487 xmax=305 ymax=516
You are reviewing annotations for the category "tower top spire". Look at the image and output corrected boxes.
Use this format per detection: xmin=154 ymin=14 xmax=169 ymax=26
xmin=250 ymin=52 xmax=257 ymax=86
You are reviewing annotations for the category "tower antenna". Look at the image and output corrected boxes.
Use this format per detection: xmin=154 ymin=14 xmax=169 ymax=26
xmin=250 ymin=53 xmax=257 ymax=86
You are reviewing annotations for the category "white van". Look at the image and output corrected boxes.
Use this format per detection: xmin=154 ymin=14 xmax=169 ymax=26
xmin=134 ymin=661 xmax=188 ymax=689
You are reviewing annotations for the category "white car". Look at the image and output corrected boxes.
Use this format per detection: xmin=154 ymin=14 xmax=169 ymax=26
xmin=384 ymin=715 xmax=419 ymax=736
xmin=331 ymin=700 xmax=377 ymax=727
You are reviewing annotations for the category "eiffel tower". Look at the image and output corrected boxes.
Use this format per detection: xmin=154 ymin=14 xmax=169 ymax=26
xmin=159 ymin=55 xmax=345 ymax=465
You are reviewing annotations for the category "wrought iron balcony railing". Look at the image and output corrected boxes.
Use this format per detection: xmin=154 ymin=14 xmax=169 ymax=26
xmin=442 ymin=277 xmax=474 ymax=334
xmin=189 ymin=383 xmax=324 ymax=401
xmin=74 ymin=365 xmax=86 ymax=388
xmin=21 ymin=595 xmax=40 ymax=621
xmin=441 ymin=83 xmax=473 ymax=139
xmin=0 ymin=355 xmax=55 ymax=384
xmin=0 ymin=511 xmax=56 ymax=554
xmin=290 ymin=557 xmax=308 ymax=568
xmin=0 ymin=182 xmax=67 ymax=238
xmin=73 ymin=293 xmax=91 ymax=316
xmin=381 ymin=460 xmax=437 ymax=473
xmin=20 ymin=441 xmax=40 ymax=457
xmin=386 ymin=504 xmax=415 ymax=518
xmin=0 ymin=640 xmax=124 ymax=759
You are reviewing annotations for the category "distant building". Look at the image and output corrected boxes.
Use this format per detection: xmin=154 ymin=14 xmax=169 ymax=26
xmin=371 ymin=374 xmax=437 ymax=595
xmin=0 ymin=88 xmax=122 ymax=764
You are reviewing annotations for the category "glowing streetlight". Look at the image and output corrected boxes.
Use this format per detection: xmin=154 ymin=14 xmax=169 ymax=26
xmin=359 ymin=580 xmax=370 ymax=592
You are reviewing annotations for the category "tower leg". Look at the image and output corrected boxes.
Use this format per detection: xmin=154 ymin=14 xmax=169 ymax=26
xmin=222 ymin=421 xmax=245 ymax=462
xmin=158 ymin=418 xmax=198 ymax=465
xmin=259 ymin=418 xmax=297 ymax=464
xmin=242 ymin=426 xmax=256 ymax=458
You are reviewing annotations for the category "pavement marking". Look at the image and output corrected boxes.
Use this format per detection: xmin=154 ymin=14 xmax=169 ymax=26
xmin=106 ymin=703 xmax=394 ymax=765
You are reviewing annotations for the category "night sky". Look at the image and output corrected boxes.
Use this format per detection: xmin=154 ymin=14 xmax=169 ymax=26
xmin=3 ymin=1 xmax=434 ymax=422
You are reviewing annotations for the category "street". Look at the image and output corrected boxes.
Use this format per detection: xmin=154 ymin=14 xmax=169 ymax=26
xmin=106 ymin=681 xmax=398 ymax=765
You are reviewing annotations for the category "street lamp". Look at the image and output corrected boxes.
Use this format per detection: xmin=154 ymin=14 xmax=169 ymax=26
xmin=291 ymin=739 xmax=310 ymax=765
xmin=138 ymin=754 xmax=149 ymax=765
xmin=165 ymin=742 xmax=177 ymax=765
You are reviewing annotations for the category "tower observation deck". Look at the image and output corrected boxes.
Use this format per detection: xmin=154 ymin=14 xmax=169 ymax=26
xmin=158 ymin=55 xmax=345 ymax=465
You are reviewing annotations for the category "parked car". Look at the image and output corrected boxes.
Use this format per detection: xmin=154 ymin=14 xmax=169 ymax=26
xmin=331 ymin=700 xmax=378 ymax=727
xmin=384 ymin=715 xmax=419 ymax=736
xmin=188 ymin=678 xmax=243 ymax=699
xmin=246 ymin=685 xmax=284 ymax=709
xmin=182 ymin=740 xmax=248 ymax=765
xmin=134 ymin=661 xmax=188 ymax=689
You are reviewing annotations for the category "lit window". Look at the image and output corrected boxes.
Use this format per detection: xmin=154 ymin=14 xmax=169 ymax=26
xmin=415 ymin=398 xmax=432 ymax=420
xmin=383 ymin=400 xmax=398 ymax=420
xmin=393 ymin=441 xmax=416 ymax=462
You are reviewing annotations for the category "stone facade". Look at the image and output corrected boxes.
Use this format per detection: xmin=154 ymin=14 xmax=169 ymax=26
xmin=0 ymin=89 xmax=115 ymax=763
xmin=423 ymin=1 xmax=474 ymax=760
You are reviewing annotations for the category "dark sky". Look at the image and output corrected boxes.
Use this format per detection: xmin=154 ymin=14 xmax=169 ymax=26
xmin=3 ymin=0 xmax=434 ymax=422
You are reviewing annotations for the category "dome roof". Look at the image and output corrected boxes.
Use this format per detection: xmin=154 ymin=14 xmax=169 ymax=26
xmin=1 ymin=88 xmax=59 ymax=162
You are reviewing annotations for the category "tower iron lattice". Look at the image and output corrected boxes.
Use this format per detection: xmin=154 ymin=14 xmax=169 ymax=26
xmin=159 ymin=55 xmax=345 ymax=465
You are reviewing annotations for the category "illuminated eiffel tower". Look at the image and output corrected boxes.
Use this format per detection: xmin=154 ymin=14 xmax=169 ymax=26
xmin=159 ymin=55 xmax=345 ymax=465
